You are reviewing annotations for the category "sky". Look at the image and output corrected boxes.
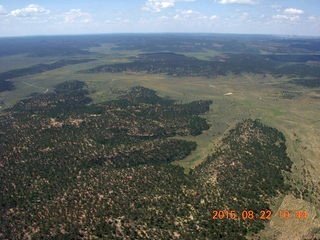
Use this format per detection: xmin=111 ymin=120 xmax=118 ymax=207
xmin=0 ymin=0 xmax=319 ymax=37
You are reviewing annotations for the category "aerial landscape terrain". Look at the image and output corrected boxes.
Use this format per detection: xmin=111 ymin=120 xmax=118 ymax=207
xmin=0 ymin=33 xmax=319 ymax=240
xmin=0 ymin=1 xmax=320 ymax=239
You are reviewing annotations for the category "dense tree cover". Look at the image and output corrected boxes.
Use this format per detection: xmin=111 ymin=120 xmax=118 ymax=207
xmin=275 ymin=64 xmax=320 ymax=78
xmin=279 ymin=90 xmax=302 ymax=99
xmin=0 ymin=36 xmax=100 ymax=57
xmin=284 ymin=39 xmax=320 ymax=52
xmin=265 ymin=54 xmax=320 ymax=63
xmin=1 ymin=34 xmax=319 ymax=57
xmin=83 ymin=52 xmax=273 ymax=77
xmin=0 ymin=59 xmax=93 ymax=92
xmin=0 ymin=79 xmax=14 ymax=92
xmin=289 ymin=78 xmax=320 ymax=88
xmin=0 ymin=82 xmax=293 ymax=239
xmin=54 ymin=80 xmax=88 ymax=94
xmin=84 ymin=52 xmax=320 ymax=79
xmin=193 ymin=119 xmax=293 ymax=235
xmin=2 ymin=35 xmax=319 ymax=92
xmin=0 ymin=82 xmax=210 ymax=238
xmin=107 ymin=34 xmax=320 ymax=55
xmin=117 ymin=86 xmax=174 ymax=105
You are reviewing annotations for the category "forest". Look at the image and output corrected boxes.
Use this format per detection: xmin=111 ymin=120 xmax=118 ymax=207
xmin=290 ymin=78 xmax=320 ymax=88
xmin=0 ymin=34 xmax=319 ymax=57
xmin=1 ymin=34 xmax=319 ymax=93
xmin=0 ymin=59 xmax=93 ymax=92
xmin=0 ymin=80 xmax=292 ymax=239
xmin=84 ymin=52 xmax=320 ymax=79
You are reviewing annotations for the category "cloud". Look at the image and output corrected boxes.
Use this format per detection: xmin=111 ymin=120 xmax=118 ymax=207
xmin=273 ymin=14 xmax=300 ymax=22
xmin=9 ymin=4 xmax=50 ymax=18
xmin=308 ymin=16 xmax=317 ymax=21
xmin=240 ymin=12 xmax=249 ymax=20
xmin=63 ymin=9 xmax=91 ymax=23
xmin=184 ymin=9 xmax=194 ymax=14
xmin=143 ymin=0 xmax=195 ymax=12
xmin=283 ymin=8 xmax=304 ymax=15
xmin=271 ymin=4 xmax=280 ymax=9
xmin=218 ymin=0 xmax=257 ymax=5
xmin=175 ymin=9 xmax=194 ymax=19
xmin=272 ymin=7 xmax=304 ymax=22
xmin=210 ymin=15 xmax=218 ymax=20
xmin=115 ymin=17 xmax=130 ymax=24
xmin=173 ymin=9 xmax=217 ymax=21
xmin=160 ymin=15 xmax=169 ymax=19
xmin=0 ymin=5 xmax=7 ymax=15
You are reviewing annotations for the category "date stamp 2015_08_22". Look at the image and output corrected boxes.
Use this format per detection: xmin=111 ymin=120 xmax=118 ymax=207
xmin=212 ymin=209 xmax=309 ymax=221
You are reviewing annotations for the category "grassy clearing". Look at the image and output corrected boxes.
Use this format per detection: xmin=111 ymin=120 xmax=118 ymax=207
xmin=0 ymin=54 xmax=64 ymax=72
xmin=256 ymin=195 xmax=319 ymax=240
xmin=177 ymin=49 xmax=220 ymax=60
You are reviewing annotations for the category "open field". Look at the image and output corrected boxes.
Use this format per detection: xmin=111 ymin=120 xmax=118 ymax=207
xmin=0 ymin=54 xmax=63 ymax=72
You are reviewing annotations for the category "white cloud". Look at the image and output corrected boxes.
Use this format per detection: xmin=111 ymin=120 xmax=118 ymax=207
xmin=308 ymin=16 xmax=316 ymax=21
xmin=0 ymin=5 xmax=7 ymax=15
xmin=9 ymin=4 xmax=50 ymax=18
xmin=271 ymin=4 xmax=280 ymax=9
xmin=63 ymin=9 xmax=91 ymax=23
xmin=173 ymin=9 xmax=217 ymax=21
xmin=218 ymin=0 xmax=257 ymax=5
xmin=272 ymin=7 xmax=304 ymax=22
xmin=240 ymin=12 xmax=249 ymax=20
xmin=284 ymin=8 xmax=304 ymax=15
xmin=176 ymin=9 xmax=196 ymax=19
xmin=143 ymin=0 xmax=195 ymax=12
xmin=182 ymin=9 xmax=194 ymax=14
xmin=160 ymin=15 xmax=169 ymax=19
xmin=115 ymin=17 xmax=130 ymax=24
xmin=210 ymin=15 xmax=218 ymax=20
xmin=273 ymin=14 xmax=300 ymax=22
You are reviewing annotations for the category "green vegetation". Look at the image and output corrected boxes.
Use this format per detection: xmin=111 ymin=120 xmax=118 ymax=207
xmin=0 ymin=81 xmax=293 ymax=239
xmin=1 ymin=34 xmax=319 ymax=239
xmin=83 ymin=52 xmax=320 ymax=79
xmin=0 ymin=59 xmax=93 ymax=92
xmin=289 ymin=78 xmax=320 ymax=88
xmin=83 ymin=52 xmax=276 ymax=77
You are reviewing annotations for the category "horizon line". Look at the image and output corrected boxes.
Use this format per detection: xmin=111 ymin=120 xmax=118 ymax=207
xmin=1 ymin=32 xmax=320 ymax=39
